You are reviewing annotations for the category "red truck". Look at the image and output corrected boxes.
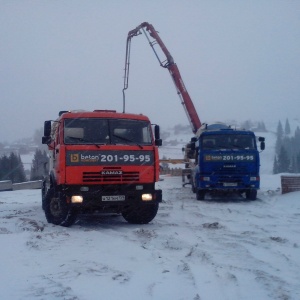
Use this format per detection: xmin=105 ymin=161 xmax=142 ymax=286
xmin=42 ymin=110 xmax=162 ymax=227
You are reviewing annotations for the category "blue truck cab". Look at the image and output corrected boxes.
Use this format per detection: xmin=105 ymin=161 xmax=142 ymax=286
xmin=190 ymin=124 xmax=265 ymax=200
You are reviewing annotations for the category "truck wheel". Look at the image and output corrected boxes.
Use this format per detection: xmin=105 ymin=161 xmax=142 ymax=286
xmin=44 ymin=188 xmax=77 ymax=227
xmin=246 ymin=189 xmax=257 ymax=200
xmin=122 ymin=203 xmax=159 ymax=224
xmin=196 ymin=190 xmax=206 ymax=201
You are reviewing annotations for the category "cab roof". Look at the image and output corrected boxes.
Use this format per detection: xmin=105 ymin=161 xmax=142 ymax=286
xmin=57 ymin=110 xmax=150 ymax=122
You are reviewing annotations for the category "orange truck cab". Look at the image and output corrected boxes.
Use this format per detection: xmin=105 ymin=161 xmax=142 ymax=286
xmin=42 ymin=110 xmax=162 ymax=226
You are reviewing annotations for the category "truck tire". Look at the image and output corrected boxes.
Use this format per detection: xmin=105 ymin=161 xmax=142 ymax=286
xmin=246 ymin=189 xmax=257 ymax=200
xmin=44 ymin=188 xmax=77 ymax=227
xmin=122 ymin=203 xmax=159 ymax=224
xmin=196 ymin=190 xmax=206 ymax=201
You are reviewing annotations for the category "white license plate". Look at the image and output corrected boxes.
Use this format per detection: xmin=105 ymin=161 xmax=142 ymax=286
xmin=223 ymin=182 xmax=237 ymax=187
xmin=102 ymin=195 xmax=125 ymax=201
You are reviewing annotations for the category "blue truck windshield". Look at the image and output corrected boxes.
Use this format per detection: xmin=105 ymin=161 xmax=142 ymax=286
xmin=202 ymin=134 xmax=255 ymax=150
xmin=64 ymin=118 xmax=152 ymax=145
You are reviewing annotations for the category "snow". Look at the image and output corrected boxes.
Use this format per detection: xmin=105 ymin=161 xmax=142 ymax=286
xmin=1 ymin=128 xmax=300 ymax=299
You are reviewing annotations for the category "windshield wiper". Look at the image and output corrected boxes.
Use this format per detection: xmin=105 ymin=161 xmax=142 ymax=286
xmin=112 ymin=134 xmax=143 ymax=149
xmin=230 ymin=144 xmax=252 ymax=150
xmin=215 ymin=144 xmax=230 ymax=150
xmin=66 ymin=136 xmax=103 ymax=148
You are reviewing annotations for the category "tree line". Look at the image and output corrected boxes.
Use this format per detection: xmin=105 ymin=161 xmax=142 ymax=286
xmin=0 ymin=149 xmax=48 ymax=183
xmin=273 ymin=119 xmax=300 ymax=174
xmin=0 ymin=152 xmax=27 ymax=183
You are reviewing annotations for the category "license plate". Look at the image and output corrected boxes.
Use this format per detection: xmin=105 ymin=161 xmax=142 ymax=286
xmin=223 ymin=182 xmax=237 ymax=187
xmin=102 ymin=195 xmax=125 ymax=201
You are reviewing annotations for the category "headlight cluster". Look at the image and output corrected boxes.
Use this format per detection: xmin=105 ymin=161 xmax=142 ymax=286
xmin=71 ymin=195 xmax=83 ymax=203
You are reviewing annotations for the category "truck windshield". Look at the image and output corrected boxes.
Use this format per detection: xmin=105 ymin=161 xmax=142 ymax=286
xmin=64 ymin=118 xmax=152 ymax=145
xmin=202 ymin=134 xmax=256 ymax=150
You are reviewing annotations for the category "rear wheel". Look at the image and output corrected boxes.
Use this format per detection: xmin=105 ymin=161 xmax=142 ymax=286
xmin=122 ymin=203 xmax=159 ymax=224
xmin=196 ymin=189 xmax=206 ymax=201
xmin=246 ymin=189 xmax=257 ymax=200
xmin=44 ymin=188 xmax=77 ymax=227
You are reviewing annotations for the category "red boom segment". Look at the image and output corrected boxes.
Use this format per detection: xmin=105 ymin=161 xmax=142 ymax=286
xmin=125 ymin=22 xmax=201 ymax=134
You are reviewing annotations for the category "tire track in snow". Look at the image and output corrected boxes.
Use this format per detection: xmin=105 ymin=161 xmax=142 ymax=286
xmin=156 ymin=179 xmax=298 ymax=299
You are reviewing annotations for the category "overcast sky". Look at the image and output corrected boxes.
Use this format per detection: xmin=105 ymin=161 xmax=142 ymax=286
xmin=1 ymin=0 xmax=299 ymax=142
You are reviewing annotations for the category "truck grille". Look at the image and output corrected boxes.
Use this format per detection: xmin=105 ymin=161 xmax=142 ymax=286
xmin=214 ymin=166 xmax=248 ymax=175
xmin=82 ymin=171 xmax=139 ymax=183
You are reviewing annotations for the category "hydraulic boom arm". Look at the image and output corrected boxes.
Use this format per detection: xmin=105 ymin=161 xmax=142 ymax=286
xmin=123 ymin=22 xmax=201 ymax=134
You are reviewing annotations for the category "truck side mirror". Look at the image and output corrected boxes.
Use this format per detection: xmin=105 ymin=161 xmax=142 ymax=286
xmin=258 ymin=136 xmax=265 ymax=151
xmin=42 ymin=121 xmax=52 ymax=145
xmin=44 ymin=121 xmax=51 ymax=137
xmin=154 ymin=125 xmax=162 ymax=146
xmin=154 ymin=125 xmax=160 ymax=139
xmin=190 ymin=137 xmax=197 ymax=151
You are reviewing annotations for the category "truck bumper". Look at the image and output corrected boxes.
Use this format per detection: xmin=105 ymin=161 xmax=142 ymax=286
xmin=197 ymin=174 xmax=260 ymax=191
xmin=61 ymin=185 xmax=162 ymax=211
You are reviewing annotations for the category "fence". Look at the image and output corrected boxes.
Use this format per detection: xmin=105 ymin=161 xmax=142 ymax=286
xmin=281 ymin=176 xmax=300 ymax=194
xmin=0 ymin=180 xmax=42 ymax=192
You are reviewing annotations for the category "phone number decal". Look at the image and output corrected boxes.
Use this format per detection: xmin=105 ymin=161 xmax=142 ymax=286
xmin=204 ymin=154 xmax=255 ymax=162
xmin=66 ymin=150 xmax=154 ymax=166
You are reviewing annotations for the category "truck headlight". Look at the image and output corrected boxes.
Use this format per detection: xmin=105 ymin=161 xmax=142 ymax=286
xmin=71 ymin=195 xmax=83 ymax=203
xmin=142 ymin=193 xmax=152 ymax=201
xmin=201 ymin=177 xmax=210 ymax=181
xmin=250 ymin=176 xmax=259 ymax=181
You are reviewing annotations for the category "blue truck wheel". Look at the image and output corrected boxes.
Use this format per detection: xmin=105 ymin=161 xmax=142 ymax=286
xmin=246 ymin=189 xmax=257 ymax=200
xmin=196 ymin=190 xmax=206 ymax=201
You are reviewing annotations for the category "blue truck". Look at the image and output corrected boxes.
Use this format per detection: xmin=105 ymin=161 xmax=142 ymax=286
xmin=124 ymin=23 xmax=266 ymax=200
xmin=190 ymin=124 xmax=265 ymax=200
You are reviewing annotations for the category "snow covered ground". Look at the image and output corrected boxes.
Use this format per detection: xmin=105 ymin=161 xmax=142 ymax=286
xmin=0 ymin=125 xmax=300 ymax=299
xmin=0 ymin=175 xmax=299 ymax=300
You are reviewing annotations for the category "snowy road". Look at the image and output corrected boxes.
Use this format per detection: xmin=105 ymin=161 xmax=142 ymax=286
xmin=0 ymin=175 xmax=299 ymax=300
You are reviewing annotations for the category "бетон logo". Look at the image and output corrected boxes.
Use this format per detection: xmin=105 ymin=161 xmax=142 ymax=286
xmin=71 ymin=154 xmax=79 ymax=162
xmin=80 ymin=154 xmax=100 ymax=162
